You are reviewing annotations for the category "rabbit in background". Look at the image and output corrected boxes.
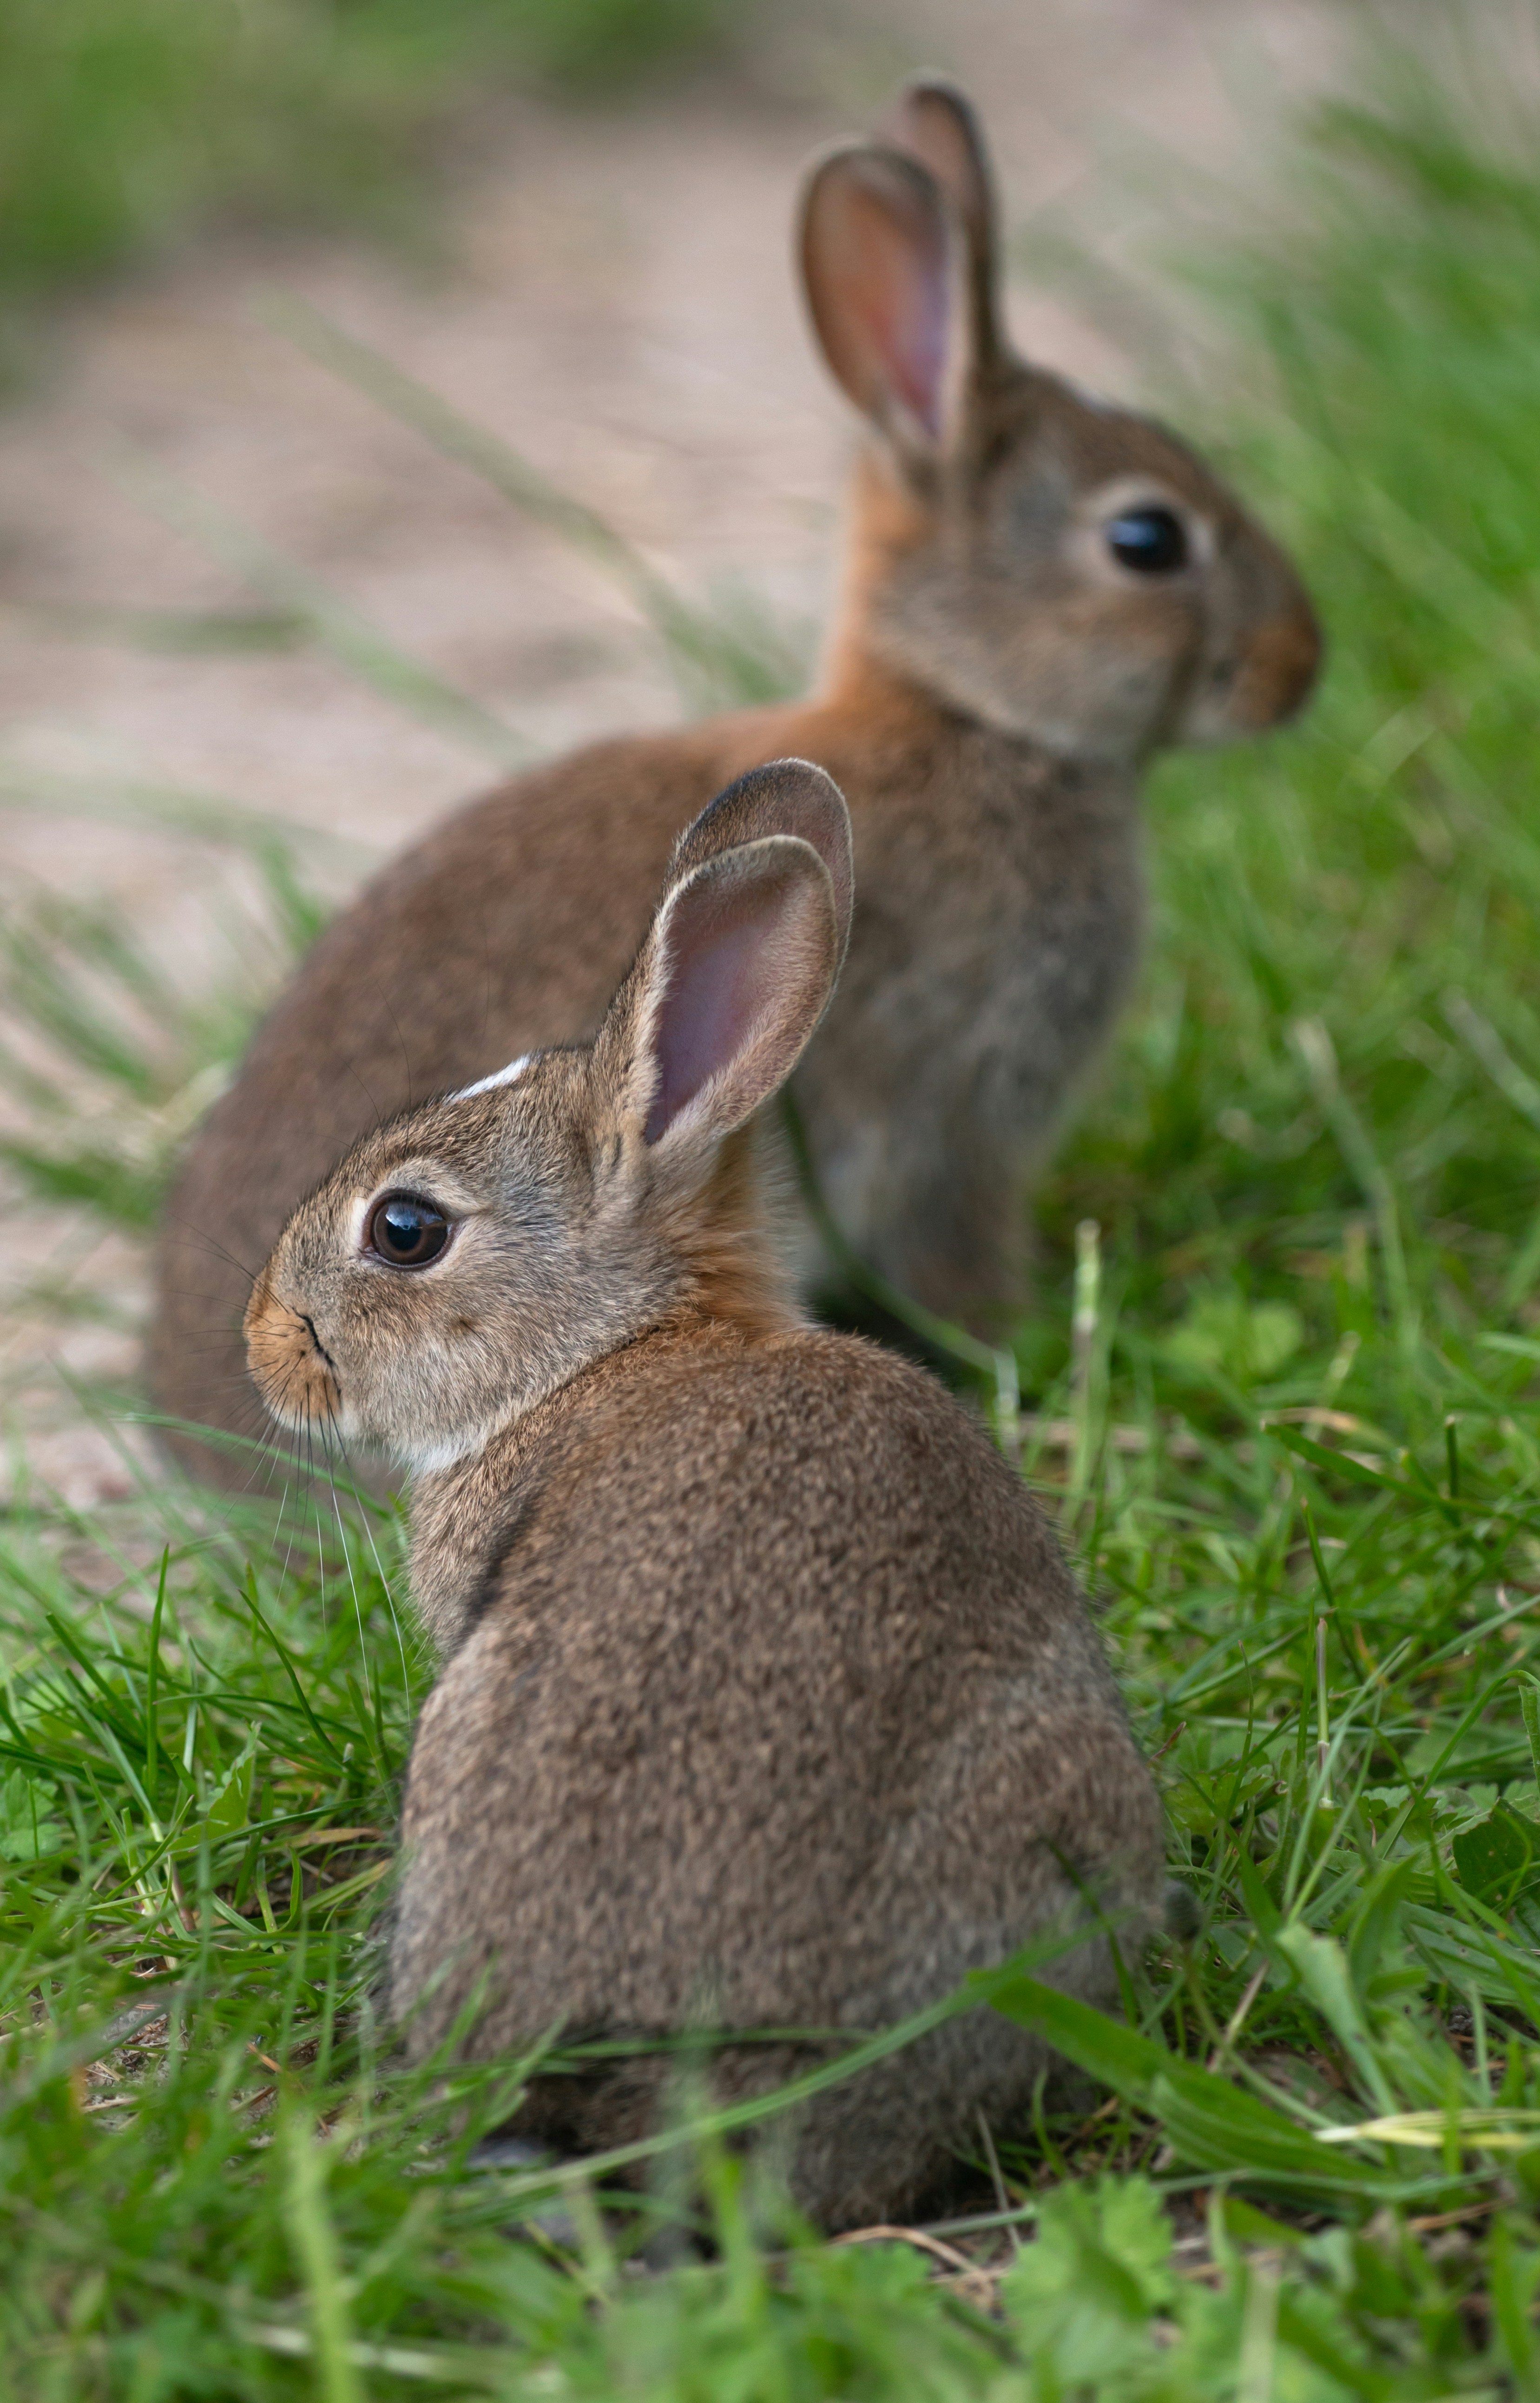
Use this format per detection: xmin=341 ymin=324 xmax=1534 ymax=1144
xmin=244 ymin=762 xmax=1165 ymax=2231
xmin=162 ymin=75 xmax=1320 ymax=1485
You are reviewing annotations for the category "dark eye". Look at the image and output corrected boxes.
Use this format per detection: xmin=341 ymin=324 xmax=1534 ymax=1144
xmin=1105 ymin=505 xmax=1189 ymax=575
xmin=364 ymin=1191 xmax=451 ymax=1269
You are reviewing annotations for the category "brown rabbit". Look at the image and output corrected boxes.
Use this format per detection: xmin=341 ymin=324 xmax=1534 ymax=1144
xmin=244 ymin=762 xmax=1164 ymax=2231
xmin=161 ymin=75 xmax=1319 ymax=1485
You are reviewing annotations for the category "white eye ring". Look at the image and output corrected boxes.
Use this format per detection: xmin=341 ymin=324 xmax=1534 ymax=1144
xmin=1070 ymin=476 xmax=1213 ymax=587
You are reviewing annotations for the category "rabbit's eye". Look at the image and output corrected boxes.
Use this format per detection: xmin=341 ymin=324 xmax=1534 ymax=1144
xmin=1105 ymin=506 xmax=1188 ymax=575
xmin=365 ymin=1192 xmax=451 ymax=1270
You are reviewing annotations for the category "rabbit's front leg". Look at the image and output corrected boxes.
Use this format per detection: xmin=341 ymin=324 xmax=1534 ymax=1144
xmin=879 ymin=1121 xmax=1028 ymax=1333
xmin=800 ymin=1088 xmax=1031 ymax=1336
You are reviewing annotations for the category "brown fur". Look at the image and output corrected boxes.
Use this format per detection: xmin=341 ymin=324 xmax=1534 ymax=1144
xmin=397 ymin=1322 xmax=1161 ymax=2230
xmin=245 ymin=769 xmax=1163 ymax=2230
xmin=160 ymin=79 xmax=1319 ymax=1485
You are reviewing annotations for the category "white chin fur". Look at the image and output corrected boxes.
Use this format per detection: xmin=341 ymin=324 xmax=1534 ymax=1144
xmin=450 ymin=1055 xmax=532 ymax=1102
xmin=393 ymin=1426 xmax=492 ymax=1477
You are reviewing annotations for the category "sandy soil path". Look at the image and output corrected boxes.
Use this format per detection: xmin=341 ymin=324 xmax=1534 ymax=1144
xmin=0 ymin=0 xmax=1336 ymax=1504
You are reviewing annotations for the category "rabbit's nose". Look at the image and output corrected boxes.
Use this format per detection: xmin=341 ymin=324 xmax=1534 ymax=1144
xmin=243 ymin=1283 xmax=342 ymax=1431
xmin=1230 ymin=601 xmax=1323 ymax=729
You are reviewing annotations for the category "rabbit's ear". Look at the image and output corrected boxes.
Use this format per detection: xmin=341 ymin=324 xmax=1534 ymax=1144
xmin=604 ymin=836 xmax=840 ymax=1158
xmin=880 ymin=77 xmax=1002 ymax=372
xmin=799 ymin=143 xmax=971 ymax=459
xmin=669 ymin=759 xmax=853 ymax=977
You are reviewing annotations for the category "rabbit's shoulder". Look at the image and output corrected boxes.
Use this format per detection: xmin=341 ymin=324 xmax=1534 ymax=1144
xmin=470 ymin=1324 xmax=1083 ymax=1664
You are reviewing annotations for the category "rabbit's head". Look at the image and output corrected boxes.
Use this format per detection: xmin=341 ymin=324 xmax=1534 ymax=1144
xmin=244 ymin=761 xmax=851 ymax=1474
xmin=801 ymin=79 xmax=1320 ymax=765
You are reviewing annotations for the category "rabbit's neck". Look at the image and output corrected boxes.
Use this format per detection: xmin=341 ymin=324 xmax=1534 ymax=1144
xmin=658 ymin=1119 xmax=808 ymax=1346
xmin=408 ymin=1321 xmax=760 ymax=1655
xmin=409 ymin=1429 xmax=539 ymax=1653
xmin=820 ymin=449 xmax=934 ymax=707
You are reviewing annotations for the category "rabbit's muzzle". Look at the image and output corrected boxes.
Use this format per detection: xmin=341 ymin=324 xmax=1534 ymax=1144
xmin=243 ymin=1280 xmax=342 ymax=1433
xmin=1228 ymin=603 xmax=1322 ymax=731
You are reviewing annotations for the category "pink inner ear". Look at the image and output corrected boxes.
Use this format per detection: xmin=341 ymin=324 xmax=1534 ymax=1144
xmin=645 ymin=882 xmax=782 ymax=1145
xmin=829 ymin=176 xmax=953 ymax=442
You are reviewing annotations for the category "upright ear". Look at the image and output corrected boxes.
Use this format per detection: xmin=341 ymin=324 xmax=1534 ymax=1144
xmin=669 ymin=759 xmax=853 ymax=976
xmin=879 ymin=76 xmax=1003 ymax=372
xmin=799 ymin=142 xmax=972 ymax=459
xmin=602 ymin=835 xmax=841 ymax=1159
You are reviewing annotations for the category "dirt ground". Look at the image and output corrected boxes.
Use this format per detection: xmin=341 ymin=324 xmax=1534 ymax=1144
xmin=0 ymin=0 xmax=1339 ymax=1506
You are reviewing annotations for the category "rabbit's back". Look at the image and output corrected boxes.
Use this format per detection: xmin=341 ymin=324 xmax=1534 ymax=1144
xmin=391 ymin=1323 xmax=1161 ymax=2070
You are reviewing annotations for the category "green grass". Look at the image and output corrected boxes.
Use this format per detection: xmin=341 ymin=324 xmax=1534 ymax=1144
xmin=11 ymin=26 xmax=1540 ymax=2399
xmin=0 ymin=0 xmax=730 ymax=310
